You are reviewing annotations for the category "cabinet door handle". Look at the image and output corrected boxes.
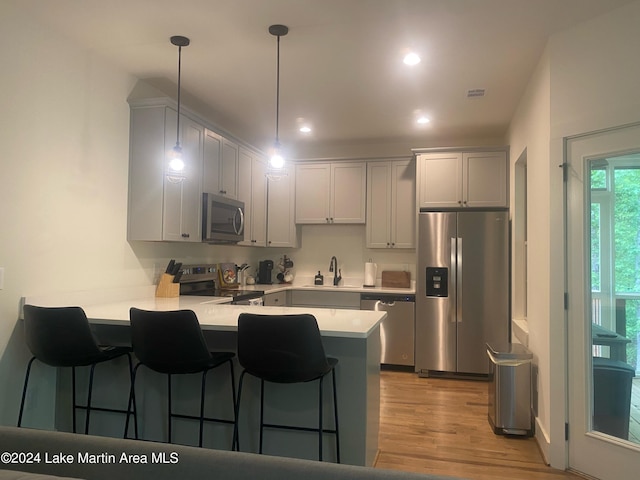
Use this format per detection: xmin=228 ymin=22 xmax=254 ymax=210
xmin=181 ymin=233 xmax=190 ymax=238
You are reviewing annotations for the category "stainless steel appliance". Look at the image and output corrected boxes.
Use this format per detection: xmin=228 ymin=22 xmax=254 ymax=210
xmin=178 ymin=264 xmax=264 ymax=304
xmin=416 ymin=211 xmax=509 ymax=376
xmin=202 ymin=193 xmax=244 ymax=244
xmin=361 ymin=293 xmax=415 ymax=366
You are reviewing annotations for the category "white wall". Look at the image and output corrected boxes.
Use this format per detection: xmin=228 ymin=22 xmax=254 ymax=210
xmin=0 ymin=5 xmax=261 ymax=427
xmin=507 ymin=0 xmax=640 ymax=470
xmin=506 ymin=47 xmax=554 ymax=462
xmin=546 ymin=0 xmax=640 ymax=469
xmin=271 ymin=225 xmax=416 ymax=284
xmin=0 ymin=4 xmax=134 ymax=427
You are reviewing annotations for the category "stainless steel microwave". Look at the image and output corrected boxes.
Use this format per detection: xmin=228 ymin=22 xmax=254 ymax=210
xmin=202 ymin=193 xmax=244 ymax=244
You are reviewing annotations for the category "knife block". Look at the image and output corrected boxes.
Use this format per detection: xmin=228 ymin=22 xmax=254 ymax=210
xmin=155 ymin=273 xmax=179 ymax=298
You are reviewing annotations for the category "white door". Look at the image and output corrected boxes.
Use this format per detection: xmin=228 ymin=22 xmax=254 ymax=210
xmin=566 ymin=122 xmax=640 ymax=479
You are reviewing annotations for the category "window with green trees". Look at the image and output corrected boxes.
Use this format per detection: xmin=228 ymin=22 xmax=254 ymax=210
xmin=590 ymin=153 xmax=640 ymax=372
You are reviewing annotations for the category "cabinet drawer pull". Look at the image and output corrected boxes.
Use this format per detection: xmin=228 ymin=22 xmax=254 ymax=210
xmin=181 ymin=233 xmax=190 ymax=238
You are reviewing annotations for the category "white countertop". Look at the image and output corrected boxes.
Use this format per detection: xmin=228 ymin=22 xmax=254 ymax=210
xmin=22 ymin=289 xmax=385 ymax=339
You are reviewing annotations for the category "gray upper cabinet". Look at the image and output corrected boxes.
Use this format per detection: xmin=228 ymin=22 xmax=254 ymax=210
xmin=417 ymin=150 xmax=507 ymax=209
xmin=366 ymin=159 xmax=416 ymax=249
xmin=128 ymin=104 xmax=203 ymax=242
xmin=295 ymin=162 xmax=366 ymax=224
xmin=203 ymin=130 xmax=239 ymax=199
xmin=267 ymin=168 xmax=298 ymax=247
xmin=238 ymin=146 xmax=268 ymax=247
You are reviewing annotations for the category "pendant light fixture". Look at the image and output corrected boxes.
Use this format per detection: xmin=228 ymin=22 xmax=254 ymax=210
xmin=168 ymin=35 xmax=190 ymax=175
xmin=268 ymin=24 xmax=288 ymax=171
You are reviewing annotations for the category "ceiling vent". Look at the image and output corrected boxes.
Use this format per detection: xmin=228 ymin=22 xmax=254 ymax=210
xmin=467 ymin=88 xmax=486 ymax=98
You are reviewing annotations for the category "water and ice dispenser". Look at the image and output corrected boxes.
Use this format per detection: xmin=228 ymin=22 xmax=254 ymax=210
xmin=425 ymin=267 xmax=448 ymax=297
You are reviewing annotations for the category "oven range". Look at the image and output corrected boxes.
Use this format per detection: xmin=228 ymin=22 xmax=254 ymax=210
xmin=177 ymin=264 xmax=264 ymax=305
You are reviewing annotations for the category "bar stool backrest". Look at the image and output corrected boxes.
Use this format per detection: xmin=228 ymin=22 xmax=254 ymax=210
xmin=129 ymin=308 xmax=212 ymax=374
xmin=237 ymin=313 xmax=331 ymax=383
xmin=23 ymin=305 xmax=103 ymax=367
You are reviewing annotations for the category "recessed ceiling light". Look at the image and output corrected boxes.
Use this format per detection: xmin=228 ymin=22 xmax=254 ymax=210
xmin=299 ymin=126 xmax=311 ymax=133
xmin=403 ymin=52 xmax=421 ymax=66
xmin=417 ymin=116 xmax=430 ymax=124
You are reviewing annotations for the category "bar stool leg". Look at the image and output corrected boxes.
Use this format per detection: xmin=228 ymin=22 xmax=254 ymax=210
xmin=167 ymin=374 xmax=172 ymax=444
xmin=85 ymin=363 xmax=98 ymax=434
xmin=72 ymin=367 xmax=78 ymax=434
xmin=125 ymin=362 xmax=141 ymax=439
xmin=332 ymin=369 xmax=340 ymax=463
xmin=233 ymin=370 xmax=247 ymax=452
xmin=259 ymin=379 xmax=265 ymax=454
xmin=17 ymin=357 xmax=36 ymax=427
xmin=318 ymin=376 xmax=324 ymax=461
xmin=227 ymin=360 xmax=238 ymax=451
xmin=199 ymin=370 xmax=208 ymax=448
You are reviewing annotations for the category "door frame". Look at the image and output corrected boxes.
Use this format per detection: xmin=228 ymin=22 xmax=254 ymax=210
xmin=565 ymin=122 xmax=640 ymax=479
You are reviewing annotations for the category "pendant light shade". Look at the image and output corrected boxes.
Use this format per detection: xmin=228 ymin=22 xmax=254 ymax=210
xmin=168 ymin=35 xmax=190 ymax=175
xmin=269 ymin=24 xmax=288 ymax=171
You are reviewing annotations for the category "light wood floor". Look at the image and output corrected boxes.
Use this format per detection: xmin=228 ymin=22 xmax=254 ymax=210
xmin=375 ymin=370 xmax=582 ymax=480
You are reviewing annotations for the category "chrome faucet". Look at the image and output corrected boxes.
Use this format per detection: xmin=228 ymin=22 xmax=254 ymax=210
xmin=329 ymin=256 xmax=342 ymax=286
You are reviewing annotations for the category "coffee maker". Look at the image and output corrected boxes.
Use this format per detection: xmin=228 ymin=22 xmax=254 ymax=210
xmin=257 ymin=260 xmax=274 ymax=284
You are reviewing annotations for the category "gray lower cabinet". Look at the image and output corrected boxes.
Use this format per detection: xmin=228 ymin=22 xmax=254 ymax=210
xmin=263 ymin=290 xmax=289 ymax=306
xmin=290 ymin=290 xmax=361 ymax=309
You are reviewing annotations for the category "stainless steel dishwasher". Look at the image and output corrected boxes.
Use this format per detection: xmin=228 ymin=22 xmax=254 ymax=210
xmin=360 ymin=293 xmax=415 ymax=366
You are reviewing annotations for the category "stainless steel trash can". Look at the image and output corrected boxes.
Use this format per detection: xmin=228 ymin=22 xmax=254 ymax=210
xmin=487 ymin=342 xmax=534 ymax=436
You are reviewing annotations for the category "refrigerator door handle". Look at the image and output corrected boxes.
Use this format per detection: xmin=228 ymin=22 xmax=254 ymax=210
xmin=450 ymin=237 xmax=457 ymax=323
xmin=457 ymin=237 xmax=463 ymax=323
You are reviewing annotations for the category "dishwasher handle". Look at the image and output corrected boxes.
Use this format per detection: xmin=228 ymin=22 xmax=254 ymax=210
xmin=360 ymin=294 xmax=415 ymax=303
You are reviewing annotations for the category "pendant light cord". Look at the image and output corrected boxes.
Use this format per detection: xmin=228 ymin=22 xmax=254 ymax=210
xmin=275 ymin=34 xmax=281 ymax=145
xmin=176 ymin=45 xmax=183 ymax=149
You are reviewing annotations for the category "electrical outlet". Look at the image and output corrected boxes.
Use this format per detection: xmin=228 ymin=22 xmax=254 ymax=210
xmin=0 ymin=267 xmax=4 ymax=290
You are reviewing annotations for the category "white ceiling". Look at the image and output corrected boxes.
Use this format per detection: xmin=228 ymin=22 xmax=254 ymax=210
xmin=13 ymin=0 xmax=635 ymax=154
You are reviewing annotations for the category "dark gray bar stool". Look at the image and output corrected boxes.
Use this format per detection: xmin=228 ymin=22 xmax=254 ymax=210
xmin=234 ymin=313 xmax=340 ymax=462
xmin=18 ymin=305 xmax=137 ymax=437
xmin=128 ymin=307 xmax=237 ymax=449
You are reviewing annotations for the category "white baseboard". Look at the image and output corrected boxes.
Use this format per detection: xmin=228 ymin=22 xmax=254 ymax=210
xmin=512 ymin=318 xmax=529 ymax=346
xmin=535 ymin=416 xmax=551 ymax=465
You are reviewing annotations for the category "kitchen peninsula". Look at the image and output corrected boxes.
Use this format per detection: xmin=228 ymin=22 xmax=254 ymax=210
xmin=21 ymin=287 xmax=385 ymax=467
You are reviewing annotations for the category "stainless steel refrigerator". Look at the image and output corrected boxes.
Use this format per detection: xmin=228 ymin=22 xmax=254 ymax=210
xmin=415 ymin=211 xmax=509 ymax=376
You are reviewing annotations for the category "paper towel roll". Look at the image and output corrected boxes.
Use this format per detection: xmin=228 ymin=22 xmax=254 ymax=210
xmin=364 ymin=262 xmax=377 ymax=287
